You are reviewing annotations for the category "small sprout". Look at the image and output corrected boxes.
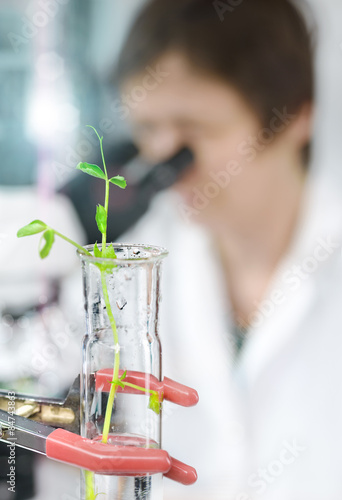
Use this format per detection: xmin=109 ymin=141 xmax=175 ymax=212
xmin=149 ymin=391 xmax=163 ymax=415
xmin=93 ymin=242 xmax=102 ymax=258
xmin=101 ymin=245 xmax=117 ymax=274
xmin=76 ymin=162 xmax=105 ymax=180
xmin=110 ymin=379 xmax=125 ymax=389
xmin=102 ymin=244 xmax=116 ymax=259
xmin=93 ymin=243 xmax=117 ymax=274
xmin=109 ymin=370 xmax=127 ymax=390
xmin=95 ymin=204 xmax=107 ymax=234
xmin=16 ymin=127 xmax=152 ymax=499
xmin=109 ymin=175 xmax=127 ymax=189
xmin=39 ymin=229 xmax=55 ymax=259
xmin=17 ymin=220 xmax=47 ymax=237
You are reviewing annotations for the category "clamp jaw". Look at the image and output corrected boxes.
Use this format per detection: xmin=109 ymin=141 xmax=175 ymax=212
xmin=0 ymin=371 xmax=199 ymax=485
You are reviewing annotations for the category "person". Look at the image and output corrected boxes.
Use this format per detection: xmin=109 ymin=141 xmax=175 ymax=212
xmin=113 ymin=0 xmax=342 ymax=499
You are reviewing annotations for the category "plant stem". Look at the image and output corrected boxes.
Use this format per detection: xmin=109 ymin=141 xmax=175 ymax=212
xmin=53 ymin=230 xmax=92 ymax=256
xmin=99 ymin=136 xmax=108 ymax=179
xmin=121 ymin=381 xmax=156 ymax=396
xmin=85 ymin=470 xmax=96 ymax=500
xmin=102 ymin=180 xmax=109 ymax=249
xmin=99 ymin=134 xmax=110 ymax=249
xmin=96 ymin=127 xmax=119 ymax=444
xmin=100 ymin=271 xmax=120 ymax=444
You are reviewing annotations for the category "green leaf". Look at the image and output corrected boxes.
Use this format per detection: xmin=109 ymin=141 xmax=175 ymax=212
xmin=110 ymin=379 xmax=125 ymax=389
xmin=17 ymin=220 xmax=47 ymax=238
xmin=120 ymin=370 xmax=127 ymax=381
xmin=109 ymin=175 xmax=127 ymax=189
xmin=100 ymin=245 xmax=117 ymax=273
xmin=93 ymin=244 xmax=117 ymax=273
xmin=76 ymin=162 xmax=105 ymax=180
xmin=148 ymin=392 xmax=163 ymax=415
xmin=39 ymin=229 xmax=55 ymax=259
xmin=95 ymin=205 xmax=107 ymax=234
xmin=93 ymin=242 xmax=102 ymax=258
xmin=102 ymin=244 xmax=116 ymax=259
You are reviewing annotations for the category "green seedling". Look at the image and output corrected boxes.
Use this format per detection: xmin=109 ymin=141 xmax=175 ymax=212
xmin=85 ymin=469 xmax=104 ymax=500
xmin=17 ymin=126 xmax=163 ymax=497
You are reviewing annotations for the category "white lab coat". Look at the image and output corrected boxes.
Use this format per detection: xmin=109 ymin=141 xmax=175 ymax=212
xmin=123 ymin=172 xmax=342 ymax=500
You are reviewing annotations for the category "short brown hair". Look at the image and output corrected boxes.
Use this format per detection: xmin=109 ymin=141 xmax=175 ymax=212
xmin=116 ymin=0 xmax=315 ymax=160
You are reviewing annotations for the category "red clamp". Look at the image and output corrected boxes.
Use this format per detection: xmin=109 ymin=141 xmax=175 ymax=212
xmin=46 ymin=430 xmax=197 ymax=484
xmin=95 ymin=369 xmax=199 ymax=407
xmin=45 ymin=370 xmax=199 ymax=485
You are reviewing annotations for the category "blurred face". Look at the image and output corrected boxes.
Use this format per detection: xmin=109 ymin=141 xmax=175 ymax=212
xmin=122 ymin=53 xmax=307 ymax=226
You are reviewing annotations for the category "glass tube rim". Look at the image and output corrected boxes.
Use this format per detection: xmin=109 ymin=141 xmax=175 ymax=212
xmin=77 ymin=242 xmax=168 ymax=266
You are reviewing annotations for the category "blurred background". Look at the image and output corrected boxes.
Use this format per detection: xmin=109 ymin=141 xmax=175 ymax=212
xmin=0 ymin=0 xmax=341 ymax=188
xmin=0 ymin=0 xmax=140 ymax=186
xmin=0 ymin=0 xmax=342 ymax=499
